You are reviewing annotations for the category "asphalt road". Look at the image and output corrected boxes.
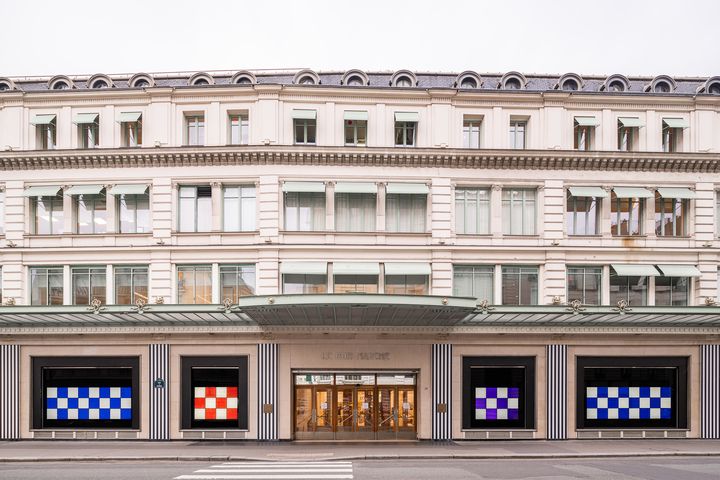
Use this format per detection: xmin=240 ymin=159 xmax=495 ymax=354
xmin=1 ymin=457 xmax=720 ymax=480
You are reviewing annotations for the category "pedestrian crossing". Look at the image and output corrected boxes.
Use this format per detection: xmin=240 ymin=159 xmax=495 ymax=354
xmin=174 ymin=461 xmax=354 ymax=480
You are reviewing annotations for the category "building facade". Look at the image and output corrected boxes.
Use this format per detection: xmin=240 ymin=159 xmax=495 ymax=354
xmin=0 ymin=69 xmax=720 ymax=441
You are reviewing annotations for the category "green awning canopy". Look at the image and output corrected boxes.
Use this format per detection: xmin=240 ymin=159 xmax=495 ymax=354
xmin=344 ymin=111 xmax=368 ymax=121
xmin=656 ymin=265 xmax=701 ymax=277
xmin=333 ymin=262 xmax=380 ymax=275
xmin=334 ymin=182 xmax=377 ymax=194
xmin=662 ymin=118 xmax=689 ymax=129
xmin=656 ymin=187 xmax=695 ymax=199
xmin=65 ymin=184 xmax=104 ymax=195
xmin=394 ymin=112 xmax=419 ymax=122
xmin=23 ymin=185 xmax=62 ymax=197
xmin=611 ymin=264 xmax=660 ymax=276
xmin=117 ymin=112 xmax=142 ymax=123
xmin=30 ymin=114 xmax=56 ymax=125
xmin=384 ymin=262 xmax=432 ymax=276
xmin=385 ymin=183 xmax=429 ymax=195
xmin=612 ymin=186 xmax=654 ymax=198
xmin=618 ymin=117 xmax=644 ymax=128
xmin=291 ymin=109 xmax=317 ymax=120
xmin=568 ymin=186 xmax=608 ymax=198
xmin=109 ymin=184 xmax=149 ymax=195
xmin=72 ymin=113 xmax=99 ymax=124
xmin=280 ymin=262 xmax=328 ymax=275
xmin=282 ymin=182 xmax=326 ymax=193
xmin=574 ymin=116 xmax=600 ymax=126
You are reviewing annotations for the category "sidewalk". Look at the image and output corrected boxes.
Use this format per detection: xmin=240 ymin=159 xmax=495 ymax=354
xmin=1 ymin=439 xmax=720 ymax=462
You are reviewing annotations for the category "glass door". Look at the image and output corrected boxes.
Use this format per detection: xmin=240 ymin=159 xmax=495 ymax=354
xmin=397 ymin=387 xmax=416 ymax=439
xmin=314 ymin=386 xmax=334 ymax=439
xmin=294 ymin=387 xmax=313 ymax=439
xmin=377 ymin=387 xmax=397 ymax=439
xmin=356 ymin=387 xmax=375 ymax=439
xmin=335 ymin=388 xmax=355 ymax=439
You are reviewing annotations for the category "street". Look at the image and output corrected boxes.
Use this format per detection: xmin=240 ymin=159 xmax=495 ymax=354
xmin=1 ymin=457 xmax=719 ymax=480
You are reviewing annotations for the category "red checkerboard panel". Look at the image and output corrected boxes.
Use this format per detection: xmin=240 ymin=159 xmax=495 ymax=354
xmin=193 ymin=386 xmax=239 ymax=420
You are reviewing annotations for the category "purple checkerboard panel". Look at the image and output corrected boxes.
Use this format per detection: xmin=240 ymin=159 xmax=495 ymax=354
xmin=475 ymin=387 xmax=520 ymax=420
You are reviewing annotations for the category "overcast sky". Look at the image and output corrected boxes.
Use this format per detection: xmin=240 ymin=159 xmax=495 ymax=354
xmin=1 ymin=0 xmax=719 ymax=78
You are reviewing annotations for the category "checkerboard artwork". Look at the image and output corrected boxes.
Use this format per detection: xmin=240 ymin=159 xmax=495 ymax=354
xmin=194 ymin=386 xmax=239 ymax=420
xmin=46 ymin=387 xmax=132 ymax=420
xmin=586 ymin=386 xmax=672 ymax=420
xmin=475 ymin=387 xmax=520 ymax=420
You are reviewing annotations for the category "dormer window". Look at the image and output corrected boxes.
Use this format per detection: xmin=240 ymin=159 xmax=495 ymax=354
xmin=649 ymin=76 xmax=676 ymax=94
xmin=53 ymin=81 xmax=69 ymax=90
xmin=135 ymin=79 xmax=150 ymax=87
xmin=188 ymin=73 xmax=214 ymax=87
xmin=0 ymin=81 xmax=12 ymax=91
xmin=91 ymin=80 xmax=108 ymax=89
xmin=88 ymin=75 xmax=113 ymax=89
xmin=500 ymin=72 xmax=526 ymax=90
xmin=608 ymin=80 xmax=626 ymax=92
xmin=602 ymin=74 xmax=630 ymax=93
xmin=298 ymin=76 xmax=315 ymax=85
xmin=293 ymin=69 xmax=320 ymax=85
xmin=654 ymin=81 xmax=671 ymax=93
xmin=231 ymin=71 xmax=257 ymax=85
xmin=129 ymin=73 xmax=154 ymax=88
xmin=395 ymin=76 xmax=412 ymax=87
xmin=561 ymin=79 xmax=578 ymax=91
xmin=194 ymin=79 xmax=209 ymax=86
xmin=505 ymin=78 xmax=521 ymax=89
xmin=346 ymin=76 xmax=364 ymax=86
xmin=710 ymin=83 xmax=720 ymax=94
xmin=390 ymin=70 xmax=417 ymax=88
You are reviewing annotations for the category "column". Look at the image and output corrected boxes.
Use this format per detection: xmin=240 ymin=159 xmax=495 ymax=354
xmin=701 ymin=345 xmax=720 ymax=439
xmin=0 ymin=344 xmax=19 ymax=439
xmin=546 ymin=344 xmax=567 ymax=440
xmin=432 ymin=344 xmax=452 ymax=440
xmin=258 ymin=343 xmax=279 ymax=441
xmin=149 ymin=344 xmax=169 ymax=440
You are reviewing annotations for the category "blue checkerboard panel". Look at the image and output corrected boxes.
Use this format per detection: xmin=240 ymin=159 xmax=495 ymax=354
xmin=586 ymin=386 xmax=672 ymax=420
xmin=475 ymin=387 xmax=520 ymax=420
xmin=46 ymin=387 xmax=132 ymax=420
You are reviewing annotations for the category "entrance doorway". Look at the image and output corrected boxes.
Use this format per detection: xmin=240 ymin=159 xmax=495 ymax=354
xmin=293 ymin=372 xmax=417 ymax=440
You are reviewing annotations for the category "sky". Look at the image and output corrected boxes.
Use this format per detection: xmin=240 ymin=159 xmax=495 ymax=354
xmin=1 ymin=0 xmax=719 ymax=78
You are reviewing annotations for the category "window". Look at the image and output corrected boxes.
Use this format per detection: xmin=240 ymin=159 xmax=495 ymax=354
xmin=574 ymin=118 xmax=596 ymax=150
xmin=37 ymin=118 xmax=57 ymax=150
xmin=220 ymin=264 xmax=256 ymax=302
xmin=178 ymin=186 xmax=212 ymax=232
xmin=394 ymin=76 xmax=413 ymax=87
xmin=0 ymin=190 xmax=4 ymax=235
xmin=30 ymin=267 xmax=64 ymax=305
xmin=223 ymin=186 xmax=256 ymax=232
xmin=394 ymin=121 xmax=416 ymax=146
xmin=567 ymin=266 xmax=602 ymax=305
xmin=76 ymin=192 xmax=107 ymax=234
xmin=71 ymin=266 xmax=106 ymax=305
xmin=655 ymin=276 xmax=688 ymax=306
xmin=33 ymin=194 xmax=65 ymax=235
xmin=120 ymin=114 xmax=142 ymax=147
xmin=386 ymin=193 xmax=426 ymax=233
xmin=655 ymin=192 xmax=687 ymax=237
xmin=453 ymin=265 xmax=493 ymax=302
xmin=502 ymin=188 xmax=536 ymax=235
xmin=344 ymin=119 xmax=367 ymax=146
xmin=177 ymin=265 xmax=212 ymax=304
xmin=282 ymin=274 xmax=327 ymax=294
xmin=384 ymin=275 xmax=428 ymax=295
xmin=114 ymin=266 xmax=148 ymax=305
xmin=611 ymin=192 xmax=643 ymax=236
xmin=508 ymin=120 xmax=526 ymax=149
xmin=455 ymin=188 xmax=490 ymax=235
xmin=463 ymin=118 xmax=482 ymax=148
xmin=284 ymin=192 xmax=325 ymax=231
xmin=501 ymin=266 xmax=538 ymax=305
xmin=79 ymin=118 xmax=100 ymax=149
xmin=661 ymin=119 xmax=686 ymax=153
xmin=185 ymin=115 xmax=205 ymax=146
xmin=567 ymin=192 xmax=600 ymax=236
xmin=229 ymin=114 xmax=249 ymax=145
xmin=610 ymin=273 xmax=647 ymax=306
xmin=617 ymin=121 xmax=638 ymax=151
xmin=334 ymin=275 xmax=378 ymax=294
xmin=118 ymin=192 xmax=150 ymax=233
xmin=294 ymin=119 xmax=316 ymax=145
xmin=335 ymin=192 xmax=375 ymax=232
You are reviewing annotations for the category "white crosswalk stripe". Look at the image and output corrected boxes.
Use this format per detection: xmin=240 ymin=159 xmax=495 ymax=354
xmin=174 ymin=461 xmax=354 ymax=480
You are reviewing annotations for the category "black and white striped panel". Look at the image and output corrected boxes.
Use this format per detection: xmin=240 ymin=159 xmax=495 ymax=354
xmin=702 ymin=344 xmax=720 ymax=439
xmin=432 ymin=343 xmax=452 ymax=440
xmin=149 ymin=344 xmax=169 ymax=440
xmin=1 ymin=345 xmax=20 ymax=440
xmin=258 ymin=343 xmax=278 ymax=441
xmin=547 ymin=344 xmax=567 ymax=440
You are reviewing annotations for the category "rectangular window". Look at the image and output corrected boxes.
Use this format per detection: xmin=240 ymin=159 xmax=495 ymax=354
xmin=71 ymin=266 xmax=106 ymax=305
xmin=655 ymin=276 xmax=689 ymax=306
xmin=502 ymin=188 xmax=536 ymax=235
xmin=335 ymin=193 xmax=375 ymax=232
xmin=394 ymin=121 xmax=416 ymax=147
xmin=76 ymin=192 xmax=107 ymax=234
xmin=333 ymin=274 xmax=378 ymax=293
xmin=501 ymin=266 xmax=538 ymax=305
xmin=185 ymin=115 xmax=205 ymax=146
xmin=384 ymin=275 xmax=428 ymax=295
xmin=611 ymin=192 xmax=643 ymax=236
xmin=33 ymin=194 xmax=65 ymax=235
xmin=509 ymin=120 xmax=526 ymax=149
xmin=610 ymin=273 xmax=648 ymax=306
xmin=567 ymin=192 xmax=599 ymax=236
xmin=229 ymin=114 xmax=249 ymax=145
xmin=79 ymin=122 xmax=100 ymax=149
xmin=655 ymin=193 xmax=687 ymax=237
xmin=178 ymin=186 xmax=212 ymax=232
xmin=114 ymin=266 xmax=148 ymax=305
xmin=177 ymin=265 xmax=212 ymax=304
xmin=567 ymin=266 xmax=602 ymax=305
xmin=219 ymin=264 xmax=256 ymax=303
xmin=662 ymin=123 xmax=680 ymax=153
xmin=30 ymin=267 xmax=64 ymax=305
xmin=121 ymin=119 xmax=142 ymax=147
xmin=574 ymin=123 xmax=594 ymax=150
xmin=284 ymin=192 xmax=325 ymax=231
xmin=38 ymin=120 xmax=56 ymax=150
xmin=294 ymin=119 xmax=317 ymax=145
xmin=282 ymin=274 xmax=327 ymax=294
xmin=455 ymin=188 xmax=490 ymax=235
xmin=223 ymin=186 xmax=256 ymax=232
xmin=453 ymin=265 xmax=494 ymax=302
xmin=344 ymin=119 xmax=367 ymax=146
xmin=618 ymin=124 xmax=636 ymax=151
xmin=386 ymin=194 xmax=426 ymax=233
xmin=463 ymin=118 xmax=482 ymax=148
xmin=0 ymin=190 xmax=4 ymax=235
xmin=118 ymin=193 xmax=150 ymax=233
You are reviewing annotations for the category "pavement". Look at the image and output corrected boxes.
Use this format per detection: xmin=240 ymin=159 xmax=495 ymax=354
xmin=1 ymin=439 xmax=720 ymax=463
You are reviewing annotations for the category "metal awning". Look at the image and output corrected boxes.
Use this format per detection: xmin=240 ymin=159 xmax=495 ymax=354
xmin=109 ymin=184 xmax=149 ymax=195
xmin=334 ymin=182 xmax=377 ymax=194
xmin=574 ymin=116 xmax=600 ymax=126
xmin=385 ymin=183 xmax=429 ymax=195
xmin=656 ymin=187 xmax=695 ymax=199
xmin=73 ymin=113 xmax=99 ymax=124
xmin=656 ymin=265 xmax=701 ymax=277
xmin=30 ymin=114 xmax=56 ymax=125
xmin=65 ymin=184 xmax=104 ymax=196
xmin=611 ymin=264 xmax=660 ymax=276
xmin=333 ymin=262 xmax=380 ymax=275
xmin=568 ymin=186 xmax=608 ymax=198
xmin=663 ymin=118 xmax=689 ymax=129
xmin=344 ymin=111 xmax=368 ymax=121
xmin=280 ymin=262 xmax=328 ymax=275
xmin=394 ymin=112 xmax=419 ymax=122
xmin=384 ymin=262 xmax=432 ymax=275
xmin=117 ymin=112 xmax=142 ymax=123
xmin=612 ymin=186 xmax=654 ymax=198
xmin=23 ymin=185 xmax=62 ymax=197
xmin=282 ymin=182 xmax=325 ymax=193
xmin=618 ymin=117 xmax=644 ymax=128
xmin=291 ymin=109 xmax=317 ymax=120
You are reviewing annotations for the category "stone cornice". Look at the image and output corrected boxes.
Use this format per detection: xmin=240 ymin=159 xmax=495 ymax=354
xmin=1 ymin=145 xmax=719 ymax=172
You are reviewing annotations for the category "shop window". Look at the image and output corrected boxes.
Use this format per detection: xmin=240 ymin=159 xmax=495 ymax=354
xmin=610 ymin=271 xmax=648 ymax=306
xmin=566 ymin=266 xmax=602 ymax=305
xmin=219 ymin=264 xmax=256 ymax=302
xmin=32 ymin=356 xmax=140 ymax=430
xmin=576 ymin=357 xmax=687 ymax=430
xmin=654 ymin=276 xmax=689 ymax=306
xmin=181 ymin=356 xmax=248 ymax=430
xmin=114 ymin=266 xmax=148 ymax=305
xmin=333 ymin=274 xmax=378 ymax=294
xmin=462 ymin=357 xmax=536 ymax=430
xmin=282 ymin=274 xmax=327 ymax=294
xmin=501 ymin=266 xmax=538 ymax=305
xmin=453 ymin=265 xmax=494 ymax=302
xmin=455 ymin=188 xmax=490 ymax=235
xmin=71 ymin=266 xmax=106 ymax=305
xmin=177 ymin=265 xmax=212 ymax=304
xmin=384 ymin=274 xmax=428 ymax=295
xmin=30 ymin=266 xmax=64 ymax=305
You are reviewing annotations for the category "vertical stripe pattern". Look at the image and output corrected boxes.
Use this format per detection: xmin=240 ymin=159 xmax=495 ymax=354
xmin=149 ymin=343 xmax=169 ymax=440
xmin=258 ymin=343 xmax=278 ymax=441
xmin=702 ymin=344 xmax=720 ymax=439
xmin=0 ymin=345 xmax=19 ymax=440
xmin=547 ymin=344 xmax=567 ymax=440
xmin=432 ymin=343 xmax=452 ymax=440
